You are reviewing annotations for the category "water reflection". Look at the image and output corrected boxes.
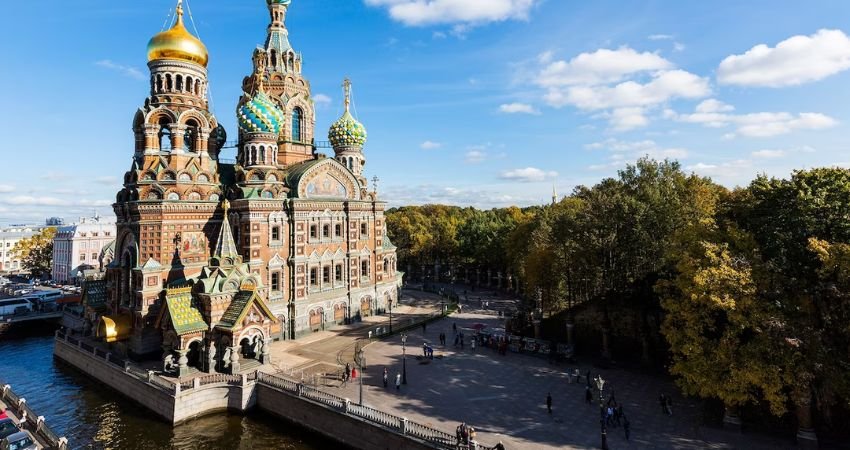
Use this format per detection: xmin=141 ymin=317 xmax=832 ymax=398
xmin=0 ymin=326 xmax=334 ymax=449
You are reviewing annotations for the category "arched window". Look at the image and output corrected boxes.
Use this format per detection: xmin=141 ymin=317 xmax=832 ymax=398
xmin=158 ymin=120 xmax=172 ymax=151
xmin=335 ymin=224 xmax=342 ymax=237
xmin=184 ymin=119 xmax=199 ymax=152
xmin=167 ymin=192 xmax=180 ymax=201
xmin=178 ymin=173 xmax=192 ymax=182
xmin=384 ymin=258 xmax=389 ymax=273
xmin=166 ymin=74 xmax=173 ymax=91
xmin=209 ymin=193 xmax=220 ymax=202
xmin=267 ymin=174 xmax=278 ymax=182
xmin=195 ymin=82 xmax=200 ymax=96
xmin=186 ymin=77 xmax=193 ymax=94
xmin=188 ymin=192 xmax=201 ymax=201
xmin=156 ymin=75 xmax=163 ymax=93
xmin=197 ymin=174 xmax=209 ymax=183
xmin=322 ymin=225 xmax=330 ymax=238
xmin=176 ymin=74 xmax=183 ymax=92
xmin=361 ymin=260 xmax=369 ymax=277
xmin=259 ymin=145 xmax=266 ymax=164
xmin=147 ymin=191 xmax=162 ymax=200
xmin=291 ymin=107 xmax=303 ymax=142
xmin=270 ymin=50 xmax=277 ymax=68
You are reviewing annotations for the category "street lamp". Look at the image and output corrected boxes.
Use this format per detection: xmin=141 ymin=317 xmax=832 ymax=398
xmin=401 ymin=333 xmax=408 ymax=385
xmin=357 ymin=346 xmax=365 ymax=405
xmin=595 ymin=375 xmax=609 ymax=450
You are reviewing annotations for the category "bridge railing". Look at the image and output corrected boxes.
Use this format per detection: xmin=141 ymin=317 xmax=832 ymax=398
xmin=0 ymin=383 xmax=68 ymax=450
xmin=256 ymin=371 xmax=495 ymax=450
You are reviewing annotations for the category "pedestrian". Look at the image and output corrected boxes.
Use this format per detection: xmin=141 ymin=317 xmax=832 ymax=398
xmin=471 ymin=339 xmax=476 ymax=352
xmin=623 ymin=417 xmax=631 ymax=441
xmin=344 ymin=363 xmax=351 ymax=383
xmin=395 ymin=372 xmax=401 ymax=390
xmin=585 ymin=386 xmax=593 ymax=404
xmin=351 ymin=366 xmax=357 ymax=380
xmin=546 ymin=392 xmax=552 ymax=414
xmin=383 ymin=367 xmax=389 ymax=388
xmin=659 ymin=394 xmax=667 ymax=415
xmin=606 ymin=406 xmax=614 ymax=426
xmin=423 ymin=342 xmax=428 ymax=357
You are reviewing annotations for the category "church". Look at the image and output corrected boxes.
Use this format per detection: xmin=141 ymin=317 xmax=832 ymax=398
xmin=86 ymin=0 xmax=402 ymax=374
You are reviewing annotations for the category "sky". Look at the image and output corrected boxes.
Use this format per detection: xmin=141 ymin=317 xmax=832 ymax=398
xmin=1 ymin=0 xmax=850 ymax=225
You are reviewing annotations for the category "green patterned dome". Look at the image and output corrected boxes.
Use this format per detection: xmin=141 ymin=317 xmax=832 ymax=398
xmin=238 ymin=91 xmax=285 ymax=135
xmin=329 ymin=110 xmax=367 ymax=148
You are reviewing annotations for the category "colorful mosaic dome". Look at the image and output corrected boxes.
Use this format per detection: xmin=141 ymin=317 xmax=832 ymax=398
xmin=238 ymin=91 xmax=285 ymax=134
xmin=329 ymin=110 xmax=367 ymax=148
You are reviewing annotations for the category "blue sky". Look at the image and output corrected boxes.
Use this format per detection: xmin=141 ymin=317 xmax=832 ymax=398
xmin=1 ymin=0 xmax=850 ymax=225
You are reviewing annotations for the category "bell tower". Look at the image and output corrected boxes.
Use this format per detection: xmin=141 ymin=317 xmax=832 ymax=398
xmin=111 ymin=0 xmax=226 ymax=357
xmin=242 ymin=0 xmax=316 ymax=166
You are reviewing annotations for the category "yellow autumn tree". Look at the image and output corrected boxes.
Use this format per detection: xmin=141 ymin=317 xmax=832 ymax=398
xmin=12 ymin=227 xmax=56 ymax=278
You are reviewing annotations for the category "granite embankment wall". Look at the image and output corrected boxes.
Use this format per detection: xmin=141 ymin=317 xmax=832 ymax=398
xmin=54 ymin=333 xmax=492 ymax=450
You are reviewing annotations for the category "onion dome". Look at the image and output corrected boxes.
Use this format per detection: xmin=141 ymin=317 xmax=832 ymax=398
xmin=211 ymin=124 xmax=227 ymax=150
xmin=147 ymin=1 xmax=209 ymax=68
xmin=329 ymin=110 xmax=367 ymax=148
xmin=238 ymin=91 xmax=285 ymax=134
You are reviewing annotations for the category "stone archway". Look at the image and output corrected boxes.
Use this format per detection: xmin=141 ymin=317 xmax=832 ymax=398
xmin=360 ymin=296 xmax=371 ymax=317
xmin=238 ymin=326 xmax=266 ymax=361
xmin=309 ymin=308 xmax=323 ymax=331
xmin=334 ymin=303 xmax=345 ymax=323
xmin=186 ymin=339 xmax=203 ymax=370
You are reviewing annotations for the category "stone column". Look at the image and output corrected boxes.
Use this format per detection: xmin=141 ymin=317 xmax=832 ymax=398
xmin=206 ymin=341 xmax=217 ymax=373
xmin=260 ymin=338 xmax=272 ymax=364
xmin=177 ymin=349 xmax=190 ymax=378
xmin=795 ymin=387 xmax=818 ymax=449
xmin=229 ymin=345 xmax=241 ymax=374
xmin=144 ymin=124 xmax=159 ymax=154
xmin=171 ymin=125 xmax=187 ymax=154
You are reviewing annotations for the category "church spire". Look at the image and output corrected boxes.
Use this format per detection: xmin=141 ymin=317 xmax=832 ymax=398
xmin=214 ymin=200 xmax=240 ymax=260
xmin=552 ymin=184 xmax=558 ymax=205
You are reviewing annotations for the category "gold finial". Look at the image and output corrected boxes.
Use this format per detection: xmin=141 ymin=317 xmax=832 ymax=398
xmin=222 ymin=199 xmax=230 ymax=214
xmin=343 ymin=77 xmax=352 ymax=112
xmin=176 ymin=0 xmax=184 ymax=17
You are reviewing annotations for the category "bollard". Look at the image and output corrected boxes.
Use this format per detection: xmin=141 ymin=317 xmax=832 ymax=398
xmin=193 ymin=377 xmax=201 ymax=389
xmin=400 ymin=417 xmax=408 ymax=434
xmin=174 ymin=382 xmax=181 ymax=395
xmin=241 ymin=374 xmax=248 ymax=387
xmin=124 ymin=361 xmax=131 ymax=373
xmin=147 ymin=371 xmax=154 ymax=383
xmin=344 ymin=398 xmax=351 ymax=413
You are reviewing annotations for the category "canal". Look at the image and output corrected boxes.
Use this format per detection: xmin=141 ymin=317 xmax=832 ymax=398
xmin=0 ymin=324 xmax=335 ymax=449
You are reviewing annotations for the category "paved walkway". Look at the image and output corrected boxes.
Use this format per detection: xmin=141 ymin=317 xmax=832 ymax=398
xmin=252 ymin=283 xmax=796 ymax=449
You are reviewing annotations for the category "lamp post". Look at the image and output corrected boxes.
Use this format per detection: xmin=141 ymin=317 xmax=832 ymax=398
xmin=401 ymin=333 xmax=408 ymax=385
xmin=389 ymin=298 xmax=393 ymax=334
xmin=595 ymin=375 xmax=609 ymax=450
xmin=357 ymin=346 xmax=365 ymax=405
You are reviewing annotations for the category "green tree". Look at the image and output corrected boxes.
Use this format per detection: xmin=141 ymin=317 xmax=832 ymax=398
xmin=12 ymin=227 xmax=56 ymax=278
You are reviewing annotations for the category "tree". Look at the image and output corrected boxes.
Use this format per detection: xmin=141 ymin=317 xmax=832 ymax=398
xmin=12 ymin=227 xmax=56 ymax=278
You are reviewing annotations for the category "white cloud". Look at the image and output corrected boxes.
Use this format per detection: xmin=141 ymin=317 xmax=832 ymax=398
xmin=499 ymin=167 xmax=557 ymax=182
xmin=751 ymin=149 xmax=785 ymax=159
xmin=673 ymin=42 xmax=686 ymax=52
xmin=465 ymin=150 xmax=487 ymax=163
xmin=313 ymin=94 xmax=332 ymax=105
xmin=537 ymin=47 xmax=673 ymax=87
xmin=420 ymin=140 xmax=442 ymax=150
xmin=40 ymin=171 xmax=72 ymax=181
xmin=0 ymin=185 xmax=13 ymax=193
xmin=668 ymin=103 xmax=838 ymax=138
xmin=609 ymin=107 xmax=649 ymax=131
xmin=364 ymin=0 xmax=537 ymax=26
xmin=648 ymin=34 xmax=674 ymax=41
xmin=547 ymin=69 xmax=710 ymax=111
xmin=498 ymin=103 xmax=540 ymax=115
xmin=537 ymin=50 xmax=554 ymax=64
xmin=94 ymin=176 xmax=119 ymax=186
xmin=585 ymin=138 xmax=688 ymax=167
xmin=685 ymin=160 xmax=753 ymax=184
xmin=95 ymin=60 xmax=145 ymax=81
xmin=383 ymin=183 xmax=542 ymax=209
xmin=718 ymin=29 xmax=850 ymax=87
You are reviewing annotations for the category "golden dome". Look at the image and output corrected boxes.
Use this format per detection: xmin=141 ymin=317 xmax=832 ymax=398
xmin=147 ymin=1 xmax=208 ymax=67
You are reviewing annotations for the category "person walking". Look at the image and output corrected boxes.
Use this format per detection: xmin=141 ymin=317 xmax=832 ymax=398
xmin=351 ymin=366 xmax=357 ymax=380
xmin=383 ymin=367 xmax=389 ymax=388
xmin=623 ymin=417 xmax=631 ymax=441
xmin=395 ymin=372 xmax=401 ymax=390
xmin=344 ymin=363 xmax=351 ymax=385
xmin=659 ymin=394 xmax=668 ymax=415
xmin=546 ymin=392 xmax=553 ymax=414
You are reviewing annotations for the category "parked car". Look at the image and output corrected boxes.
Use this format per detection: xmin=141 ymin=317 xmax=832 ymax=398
xmin=0 ymin=431 xmax=39 ymax=450
xmin=0 ymin=419 xmax=17 ymax=440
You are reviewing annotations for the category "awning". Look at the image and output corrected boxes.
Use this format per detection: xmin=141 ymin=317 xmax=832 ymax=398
xmin=97 ymin=314 xmax=133 ymax=343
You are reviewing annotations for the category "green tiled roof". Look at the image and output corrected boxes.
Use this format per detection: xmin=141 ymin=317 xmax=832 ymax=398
xmin=382 ymin=235 xmax=396 ymax=250
xmin=82 ymin=279 xmax=107 ymax=310
xmin=216 ymin=289 xmax=276 ymax=331
xmin=165 ymin=289 xmax=208 ymax=335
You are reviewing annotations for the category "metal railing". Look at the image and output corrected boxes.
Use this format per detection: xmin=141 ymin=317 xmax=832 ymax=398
xmin=255 ymin=371 xmax=495 ymax=450
xmin=0 ymin=383 xmax=68 ymax=450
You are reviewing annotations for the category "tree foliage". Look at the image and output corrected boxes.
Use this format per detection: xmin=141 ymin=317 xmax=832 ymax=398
xmin=12 ymin=227 xmax=56 ymax=278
